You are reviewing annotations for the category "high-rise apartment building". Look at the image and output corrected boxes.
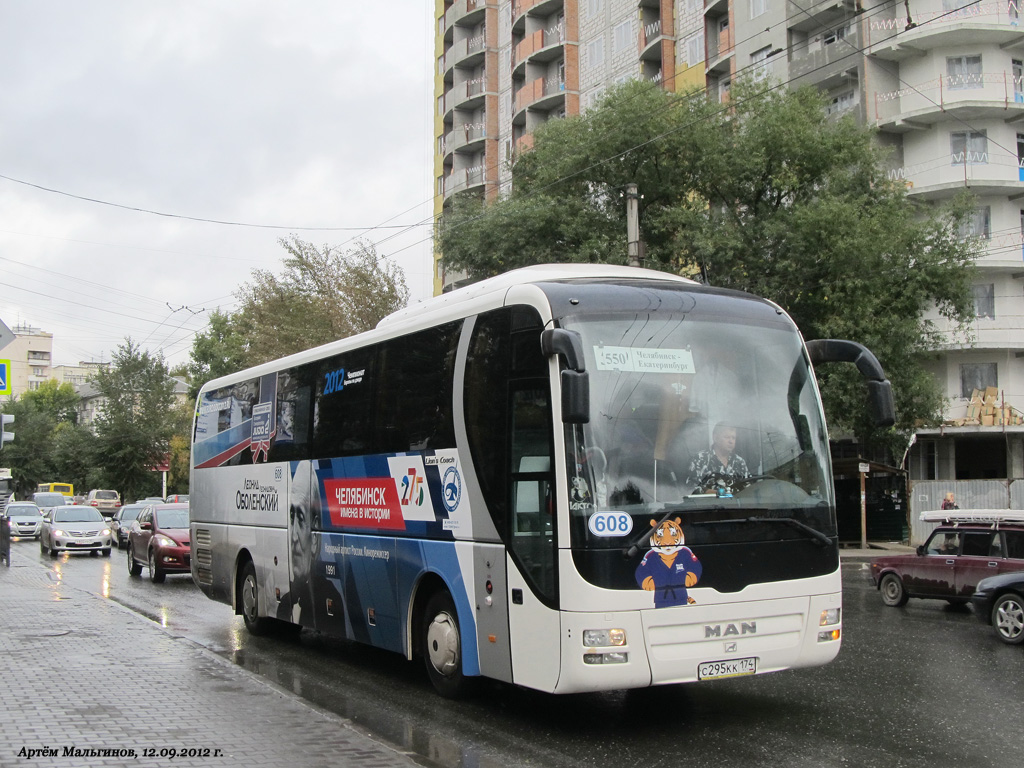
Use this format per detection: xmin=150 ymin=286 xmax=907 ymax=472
xmin=433 ymin=0 xmax=1024 ymax=482
xmin=1 ymin=324 xmax=53 ymax=399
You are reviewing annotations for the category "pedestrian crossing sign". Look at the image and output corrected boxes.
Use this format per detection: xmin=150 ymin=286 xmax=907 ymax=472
xmin=0 ymin=359 xmax=10 ymax=396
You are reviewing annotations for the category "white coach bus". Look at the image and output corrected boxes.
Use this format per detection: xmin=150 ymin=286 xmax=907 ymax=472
xmin=190 ymin=264 xmax=894 ymax=696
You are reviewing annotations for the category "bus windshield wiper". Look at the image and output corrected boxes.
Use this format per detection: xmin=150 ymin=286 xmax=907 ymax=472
xmin=690 ymin=516 xmax=832 ymax=547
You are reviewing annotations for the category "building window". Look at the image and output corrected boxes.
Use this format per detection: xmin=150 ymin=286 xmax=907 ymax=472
xmin=687 ymin=33 xmax=705 ymax=66
xmin=32 ymin=367 xmax=45 ymax=377
xmin=751 ymin=46 xmax=772 ymax=81
xmin=959 ymin=206 xmax=991 ymax=239
xmin=750 ymin=0 xmax=768 ymax=19
xmin=825 ymin=90 xmax=857 ymax=115
xmin=1014 ymin=60 xmax=1023 ymax=102
xmin=823 ymin=24 xmax=850 ymax=46
xmin=951 ymin=131 xmax=987 ymax=165
xmin=613 ymin=20 xmax=631 ymax=53
xmin=960 ymin=363 xmax=997 ymax=399
xmin=587 ymin=0 xmax=603 ymax=17
xmin=587 ymin=38 xmax=604 ymax=67
xmin=719 ymin=78 xmax=731 ymax=103
xmin=971 ymin=283 xmax=995 ymax=319
xmin=946 ymin=55 xmax=983 ymax=89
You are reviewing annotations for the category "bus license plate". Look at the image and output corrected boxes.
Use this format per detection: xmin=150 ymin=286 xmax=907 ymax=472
xmin=698 ymin=658 xmax=756 ymax=680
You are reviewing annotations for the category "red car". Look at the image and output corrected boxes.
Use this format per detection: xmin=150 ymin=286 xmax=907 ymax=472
xmin=126 ymin=503 xmax=190 ymax=583
xmin=870 ymin=510 xmax=1024 ymax=607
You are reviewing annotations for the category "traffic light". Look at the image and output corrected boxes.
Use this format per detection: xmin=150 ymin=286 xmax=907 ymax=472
xmin=1 ymin=413 xmax=13 ymax=447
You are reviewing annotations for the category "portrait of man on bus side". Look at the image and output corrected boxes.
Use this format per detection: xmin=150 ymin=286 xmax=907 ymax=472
xmin=279 ymin=462 xmax=319 ymax=625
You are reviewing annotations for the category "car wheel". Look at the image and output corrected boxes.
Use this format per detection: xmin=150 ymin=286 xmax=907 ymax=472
xmin=40 ymin=539 xmax=47 ymax=555
xmin=127 ymin=546 xmax=142 ymax=577
xmin=149 ymin=550 xmax=165 ymax=583
xmin=50 ymin=545 xmax=59 ymax=559
xmin=880 ymin=573 xmax=909 ymax=607
xmin=992 ymin=593 xmax=1024 ymax=645
xmin=90 ymin=550 xmax=98 ymax=557
xmin=102 ymin=548 xmax=111 ymax=557
xmin=421 ymin=590 xmax=474 ymax=698
xmin=239 ymin=560 xmax=274 ymax=636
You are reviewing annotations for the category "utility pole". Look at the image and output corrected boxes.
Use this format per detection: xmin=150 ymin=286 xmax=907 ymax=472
xmin=625 ymin=183 xmax=640 ymax=268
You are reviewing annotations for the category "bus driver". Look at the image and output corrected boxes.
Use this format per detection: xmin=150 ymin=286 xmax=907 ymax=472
xmin=686 ymin=422 xmax=749 ymax=493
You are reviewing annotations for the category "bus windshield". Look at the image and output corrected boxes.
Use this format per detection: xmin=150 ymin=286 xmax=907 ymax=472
xmin=563 ymin=311 xmax=834 ymax=553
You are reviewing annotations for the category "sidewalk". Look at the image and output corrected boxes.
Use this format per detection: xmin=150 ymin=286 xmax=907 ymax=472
xmin=0 ymin=549 xmax=426 ymax=768
xmin=838 ymin=541 xmax=916 ymax=562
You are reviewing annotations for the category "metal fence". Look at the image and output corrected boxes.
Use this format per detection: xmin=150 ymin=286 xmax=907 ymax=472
xmin=908 ymin=479 xmax=1022 ymax=545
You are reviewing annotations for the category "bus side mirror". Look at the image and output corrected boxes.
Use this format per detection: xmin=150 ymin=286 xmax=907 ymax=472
xmin=806 ymin=339 xmax=895 ymax=428
xmin=541 ymin=329 xmax=590 ymax=424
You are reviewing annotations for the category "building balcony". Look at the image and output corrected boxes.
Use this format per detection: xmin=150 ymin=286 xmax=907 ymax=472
xmin=706 ymin=31 xmax=734 ymax=76
xmin=441 ymin=76 xmax=491 ymax=119
xmin=639 ymin=18 xmax=665 ymax=61
xmin=789 ymin=26 xmax=862 ymax=88
xmin=885 ymin=150 xmax=1024 ymax=200
xmin=512 ymin=23 xmax=564 ymax=69
xmin=873 ymin=71 xmax=1024 ymax=127
xmin=511 ymin=0 xmax=563 ymax=32
xmin=867 ymin=2 xmax=1024 ymax=61
xmin=443 ymin=0 xmax=492 ymax=33
xmin=446 ymin=122 xmax=491 ymax=154
xmin=513 ymin=74 xmax=566 ymax=114
xmin=788 ymin=0 xmax=856 ymax=32
xmin=442 ymin=31 xmax=488 ymax=74
xmin=443 ymin=165 xmax=488 ymax=198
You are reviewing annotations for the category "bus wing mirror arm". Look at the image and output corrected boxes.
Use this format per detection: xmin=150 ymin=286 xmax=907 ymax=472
xmin=541 ymin=329 xmax=590 ymax=424
xmin=806 ymin=339 xmax=895 ymax=428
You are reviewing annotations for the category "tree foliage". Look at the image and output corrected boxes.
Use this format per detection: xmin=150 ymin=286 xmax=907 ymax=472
xmin=234 ymin=236 xmax=409 ymax=365
xmin=187 ymin=237 xmax=410 ymax=399
xmin=438 ymin=79 xmax=978 ymax=449
xmin=93 ymin=339 xmax=176 ymax=503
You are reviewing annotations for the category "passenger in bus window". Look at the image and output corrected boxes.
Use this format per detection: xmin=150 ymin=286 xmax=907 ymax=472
xmin=686 ymin=422 xmax=749 ymax=493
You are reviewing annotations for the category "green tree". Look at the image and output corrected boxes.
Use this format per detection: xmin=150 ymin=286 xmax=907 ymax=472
xmin=93 ymin=339 xmax=176 ymax=503
xmin=0 ymin=397 xmax=58 ymax=497
xmin=50 ymin=422 xmax=102 ymax=492
xmin=22 ymin=379 xmax=81 ymax=424
xmin=439 ymin=79 xmax=977 ymax=449
xmin=186 ymin=309 xmax=248 ymax=401
xmin=234 ymin=236 xmax=409 ymax=365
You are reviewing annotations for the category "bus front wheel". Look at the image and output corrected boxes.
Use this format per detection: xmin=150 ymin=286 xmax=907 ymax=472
xmin=422 ymin=591 xmax=472 ymax=698
xmin=240 ymin=560 xmax=274 ymax=636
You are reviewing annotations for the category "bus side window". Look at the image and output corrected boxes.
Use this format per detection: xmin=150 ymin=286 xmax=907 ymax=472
xmin=312 ymin=347 xmax=376 ymax=459
xmin=269 ymin=363 xmax=314 ymax=463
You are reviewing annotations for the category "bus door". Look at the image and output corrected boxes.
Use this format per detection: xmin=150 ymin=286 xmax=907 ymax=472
xmin=506 ymin=382 xmax=560 ymax=691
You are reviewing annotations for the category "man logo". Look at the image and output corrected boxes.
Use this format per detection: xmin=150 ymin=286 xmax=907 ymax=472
xmin=704 ymin=622 xmax=757 ymax=638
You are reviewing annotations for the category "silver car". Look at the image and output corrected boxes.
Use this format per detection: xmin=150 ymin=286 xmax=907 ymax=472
xmin=39 ymin=506 xmax=112 ymax=557
xmin=3 ymin=502 xmax=44 ymax=539
xmin=109 ymin=503 xmax=149 ymax=549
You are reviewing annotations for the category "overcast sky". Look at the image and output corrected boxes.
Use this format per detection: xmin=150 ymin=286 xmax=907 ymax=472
xmin=0 ymin=1 xmax=435 ymax=371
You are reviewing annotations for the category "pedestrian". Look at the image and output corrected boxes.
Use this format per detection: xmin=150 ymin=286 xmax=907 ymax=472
xmin=941 ymin=492 xmax=958 ymax=511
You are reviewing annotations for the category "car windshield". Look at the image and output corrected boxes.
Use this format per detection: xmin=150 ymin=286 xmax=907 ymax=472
xmin=560 ymin=311 xmax=834 ymax=551
xmin=120 ymin=507 xmax=144 ymax=521
xmin=155 ymin=508 xmax=189 ymax=529
xmin=53 ymin=508 xmax=105 ymax=523
xmin=7 ymin=505 xmax=41 ymax=516
xmin=34 ymin=494 xmax=66 ymax=507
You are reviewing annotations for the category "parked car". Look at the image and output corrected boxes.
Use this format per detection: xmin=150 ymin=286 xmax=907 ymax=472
xmin=126 ymin=503 xmax=190 ymax=583
xmin=971 ymin=572 xmax=1024 ymax=645
xmin=2 ymin=501 xmax=44 ymax=540
xmin=39 ymin=505 xmax=112 ymax=557
xmin=32 ymin=492 xmax=68 ymax=516
xmin=109 ymin=503 xmax=149 ymax=549
xmin=86 ymin=489 xmax=121 ymax=516
xmin=870 ymin=510 xmax=1024 ymax=607
xmin=164 ymin=494 xmax=189 ymax=503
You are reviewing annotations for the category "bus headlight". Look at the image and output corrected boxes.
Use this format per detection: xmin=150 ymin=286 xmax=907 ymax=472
xmin=583 ymin=628 xmax=626 ymax=647
xmin=819 ymin=608 xmax=841 ymax=626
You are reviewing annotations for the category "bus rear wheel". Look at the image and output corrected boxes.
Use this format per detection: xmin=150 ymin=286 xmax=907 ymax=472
xmin=421 ymin=591 xmax=473 ymax=698
xmin=239 ymin=560 xmax=274 ymax=636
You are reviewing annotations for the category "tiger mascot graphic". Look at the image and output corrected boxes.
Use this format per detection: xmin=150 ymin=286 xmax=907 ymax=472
xmin=634 ymin=517 xmax=702 ymax=608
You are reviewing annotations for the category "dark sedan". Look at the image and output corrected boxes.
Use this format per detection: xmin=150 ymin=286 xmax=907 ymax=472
xmin=971 ymin=572 xmax=1024 ymax=645
xmin=126 ymin=503 xmax=190 ymax=583
xmin=109 ymin=503 xmax=149 ymax=549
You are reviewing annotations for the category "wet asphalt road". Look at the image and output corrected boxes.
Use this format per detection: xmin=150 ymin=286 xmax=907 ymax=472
xmin=11 ymin=539 xmax=1024 ymax=768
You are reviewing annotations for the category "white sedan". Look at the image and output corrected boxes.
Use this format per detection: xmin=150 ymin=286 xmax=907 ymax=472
xmin=39 ymin=506 xmax=112 ymax=557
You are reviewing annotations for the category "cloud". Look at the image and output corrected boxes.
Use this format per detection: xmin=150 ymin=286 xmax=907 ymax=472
xmin=0 ymin=1 xmax=435 ymax=368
